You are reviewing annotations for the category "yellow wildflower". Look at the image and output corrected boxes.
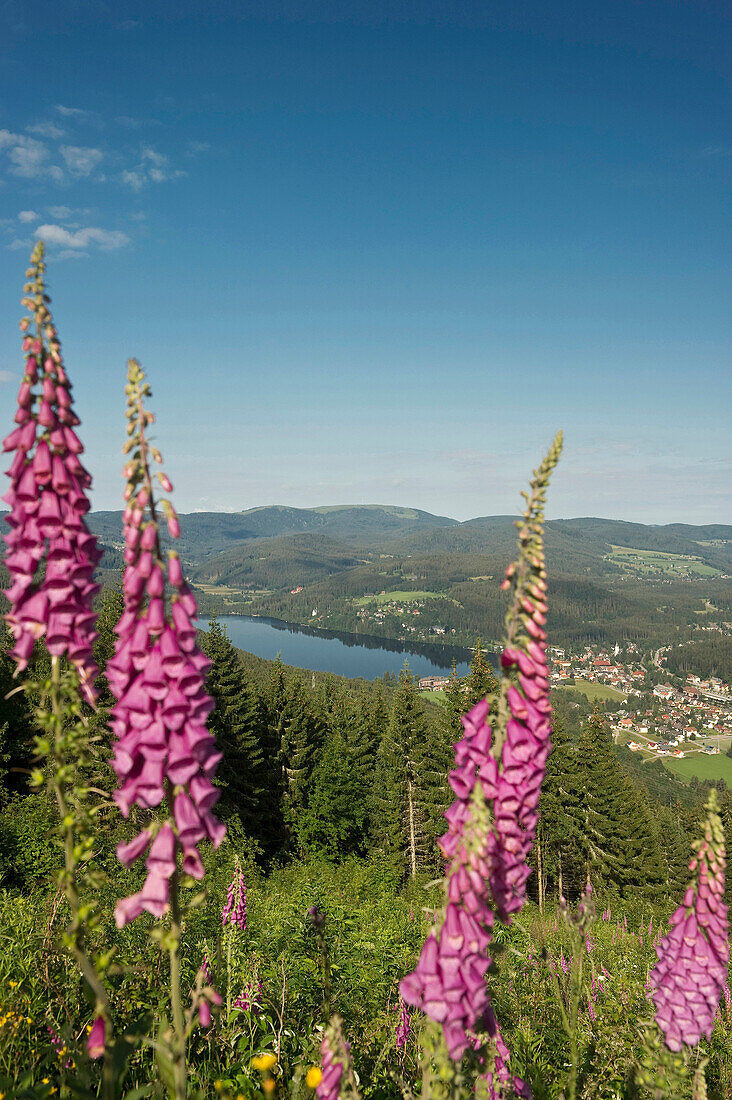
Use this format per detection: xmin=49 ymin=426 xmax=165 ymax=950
xmin=8 ymin=981 xmax=17 ymax=989
xmin=252 ymin=1052 xmax=277 ymax=1072
xmin=306 ymin=1066 xmax=323 ymax=1088
xmin=263 ymin=1081 xmax=276 ymax=1095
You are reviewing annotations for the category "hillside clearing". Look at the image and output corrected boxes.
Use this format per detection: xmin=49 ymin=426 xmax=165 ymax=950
xmin=663 ymin=754 xmax=732 ymax=785
xmin=560 ymin=678 xmax=627 ymax=702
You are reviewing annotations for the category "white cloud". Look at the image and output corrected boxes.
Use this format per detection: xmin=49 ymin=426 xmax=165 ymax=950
xmin=27 ymin=122 xmax=65 ymax=139
xmin=121 ymin=145 xmax=184 ymax=190
xmin=187 ymin=140 xmax=211 ymax=156
xmin=55 ymin=105 xmax=93 ymax=120
xmin=0 ymin=370 xmax=16 ymax=384
xmin=4 ymin=133 xmax=49 ymax=177
xmin=60 ymin=144 xmax=103 ymax=176
xmin=18 ymin=210 xmax=38 ymax=223
xmin=48 ymin=205 xmax=73 ymax=220
xmin=8 ymin=237 xmax=32 ymax=250
xmin=142 ymin=146 xmax=167 ymax=168
xmin=0 ymin=131 xmax=65 ymax=180
xmin=121 ymin=169 xmax=145 ymax=192
xmin=35 ymin=223 xmax=130 ymax=252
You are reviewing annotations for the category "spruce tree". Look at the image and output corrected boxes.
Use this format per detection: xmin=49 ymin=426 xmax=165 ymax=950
xmin=465 ymin=639 xmax=500 ymax=703
xmin=200 ymin=619 xmax=267 ymax=837
xmin=266 ymin=660 xmax=322 ymax=852
xmin=534 ymin=718 xmax=587 ymax=903
xmin=655 ymin=803 xmax=691 ymax=898
xmin=577 ymin=711 xmax=665 ymax=899
xmin=372 ymin=668 xmax=447 ymax=879
xmin=440 ymin=642 xmax=500 ymax=747
xmin=300 ymin=720 xmax=371 ymax=857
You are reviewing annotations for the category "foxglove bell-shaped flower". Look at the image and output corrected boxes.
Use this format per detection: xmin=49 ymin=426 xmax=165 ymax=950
xmin=651 ymin=792 xmax=728 ymax=1052
xmin=87 ymin=1016 xmax=105 ymax=1060
xmin=3 ymin=243 xmax=101 ymax=701
xmin=110 ymin=359 xmax=224 ymax=927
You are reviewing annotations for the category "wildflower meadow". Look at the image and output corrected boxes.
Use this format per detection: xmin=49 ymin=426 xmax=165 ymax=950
xmin=0 ymin=243 xmax=729 ymax=1099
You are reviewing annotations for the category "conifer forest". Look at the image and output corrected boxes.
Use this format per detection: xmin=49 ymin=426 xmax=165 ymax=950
xmin=0 ymin=244 xmax=731 ymax=1100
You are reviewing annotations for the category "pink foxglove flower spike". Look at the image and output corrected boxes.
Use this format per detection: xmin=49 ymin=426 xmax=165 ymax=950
xmin=401 ymin=433 xmax=561 ymax=1069
xmin=222 ymin=858 xmax=247 ymax=930
xmin=108 ymin=358 xmax=225 ymax=927
xmin=3 ymin=241 xmax=101 ymax=702
xmin=651 ymin=790 xmax=728 ymax=1052
xmin=315 ymin=1017 xmax=356 ymax=1100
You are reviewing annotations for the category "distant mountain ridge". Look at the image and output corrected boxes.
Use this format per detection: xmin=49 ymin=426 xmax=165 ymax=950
xmin=82 ymin=506 xmax=732 ymax=573
xmin=87 ymin=504 xmax=458 ymax=559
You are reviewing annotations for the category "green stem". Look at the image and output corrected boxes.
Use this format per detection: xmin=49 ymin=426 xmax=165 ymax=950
xmin=567 ymin=940 xmax=584 ymax=1100
xmin=50 ymin=657 xmax=115 ymax=1100
xmin=168 ymin=834 xmax=187 ymax=1099
xmin=225 ymin=926 xmax=232 ymax=1019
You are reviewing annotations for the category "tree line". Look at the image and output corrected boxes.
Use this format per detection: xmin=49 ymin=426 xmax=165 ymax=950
xmin=1 ymin=601 xmax=729 ymax=911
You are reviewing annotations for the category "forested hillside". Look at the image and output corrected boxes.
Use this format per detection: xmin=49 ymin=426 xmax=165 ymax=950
xmin=75 ymin=508 xmax=732 ymax=655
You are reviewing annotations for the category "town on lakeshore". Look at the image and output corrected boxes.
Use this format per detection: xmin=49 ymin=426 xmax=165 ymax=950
xmin=420 ymin=643 xmax=732 ymax=763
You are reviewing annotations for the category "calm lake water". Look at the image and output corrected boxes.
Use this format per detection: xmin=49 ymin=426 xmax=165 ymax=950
xmin=198 ymin=615 xmax=473 ymax=680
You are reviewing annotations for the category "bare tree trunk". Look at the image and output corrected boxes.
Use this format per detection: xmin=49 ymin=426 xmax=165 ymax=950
xmin=407 ymin=778 xmax=417 ymax=878
xmin=537 ymin=828 xmax=545 ymax=914
xmin=558 ymin=852 xmax=563 ymax=901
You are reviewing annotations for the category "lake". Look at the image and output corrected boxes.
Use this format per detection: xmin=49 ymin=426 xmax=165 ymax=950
xmin=198 ymin=614 xmax=474 ymax=681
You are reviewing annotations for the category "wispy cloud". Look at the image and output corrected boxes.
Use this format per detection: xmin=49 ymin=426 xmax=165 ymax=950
xmin=121 ymin=145 xmax=184 ymax=190
xmin=0 ymin=112 xmax=184 ymax=199
xmin=59 ymin=144 xmax=104 ymax=176
xmin=18 ymin=210 xmax=38 ymax=223
xmin=699 ymin=145 xmax=731 ymax=159
xmin=0 ymin=130 xmax=60 ymax=179
xmin=55 ymin=104 xmax=96 ymax=122
xmin=0 ymin=370 xmax=16 ymax=384
xmin=27 ymin=121 xmax=65 ymax=139
xmin=35 ymin=223 xmax=130 ymax=252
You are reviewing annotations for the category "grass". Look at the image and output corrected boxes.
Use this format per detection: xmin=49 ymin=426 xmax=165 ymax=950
xmin=419 ymin=690 xmax=449 ymax=706
xmin=355 ymin=590 xmax=451 ymax=606
xmin=560 ymin=678 xmax=627 ymax=702
xmin=609 ymin=546 xmax=721 ymax=577
xmin=196 ymin=582 xmax=264 ymax=600
xmin=663 ymin=753 xmax=732 ymax=785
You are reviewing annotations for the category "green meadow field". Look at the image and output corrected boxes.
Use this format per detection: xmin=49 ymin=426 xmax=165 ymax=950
xmin=609 ymin=545 xmax=721 ymax=576
xmin=663 ymin=753 xmax=732 ymax=785
xmin=355 ymin=590 xmax=451 ymax=606
xmin=561 ymin=678 xmax=627 ymax=702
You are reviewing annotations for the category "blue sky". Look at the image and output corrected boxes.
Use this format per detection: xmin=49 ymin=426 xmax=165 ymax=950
xmin=0 ymin=0 xmax=729 ymax=523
